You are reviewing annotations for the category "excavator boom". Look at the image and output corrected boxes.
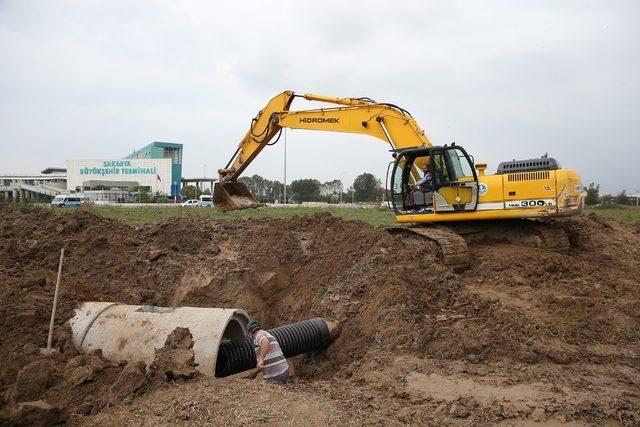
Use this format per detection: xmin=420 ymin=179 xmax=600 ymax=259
xmin=215 ymin=90 xmax=432 ymax=211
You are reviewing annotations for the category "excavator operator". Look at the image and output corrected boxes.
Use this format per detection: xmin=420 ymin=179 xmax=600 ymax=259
xmin=415 ymin=163 xmax=433 ymax=190
xmin=411 ymin=161 xmax=434 ymax=212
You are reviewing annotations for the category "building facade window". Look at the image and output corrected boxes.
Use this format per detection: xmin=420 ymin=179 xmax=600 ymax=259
xmin=163 ymin=147 xmax=182 ymax=164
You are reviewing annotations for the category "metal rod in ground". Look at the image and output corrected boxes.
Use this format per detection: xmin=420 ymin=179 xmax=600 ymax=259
xmin=46 ymin=247 xmax=65 ymax=352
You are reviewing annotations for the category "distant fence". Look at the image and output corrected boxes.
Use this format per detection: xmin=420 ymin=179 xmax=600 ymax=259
xmin=81 ymin=202 xmax=383 ymax=209
xmin=266 ymin=202 xmax=380 ymax=209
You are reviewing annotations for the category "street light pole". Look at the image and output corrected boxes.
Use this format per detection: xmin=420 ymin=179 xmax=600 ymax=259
xmin=338 ymin=171 xmax=349 ymax=205
xmin=203 ymin=164 xmax=207 ymax=193
xmin=283 ymin=128 xmax=287 ymax=204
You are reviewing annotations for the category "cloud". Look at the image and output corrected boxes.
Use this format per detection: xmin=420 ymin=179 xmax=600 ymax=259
xmin=0 ymin=0 xmax=638 ymax=193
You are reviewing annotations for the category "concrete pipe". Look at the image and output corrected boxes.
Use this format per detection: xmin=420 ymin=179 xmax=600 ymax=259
xmin=70 ymin=302 xmax=249 ymax=376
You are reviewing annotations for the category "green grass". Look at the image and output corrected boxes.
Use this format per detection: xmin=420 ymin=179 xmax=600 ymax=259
xmin=584 ymin=205 xmax=640 ymax=223
xmin=16 ymin=202 xmax=42 ymax=214
xmin=50 ymin=204 xmax=640 ymax=227
xmin=62 ymin=205 xmax=398 ymax=227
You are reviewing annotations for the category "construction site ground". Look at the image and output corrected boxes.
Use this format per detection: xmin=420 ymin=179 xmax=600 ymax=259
xmin=0 ymin=204 xmax=638 ymax=425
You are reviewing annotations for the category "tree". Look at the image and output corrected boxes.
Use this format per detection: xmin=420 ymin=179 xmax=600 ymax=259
xmin=353 ymin=172 xmax=383 ymax=202
xmin=139 ymin=187 xmax=151 ymax=203
xmin=320 ymin=179 xmax=343 ymax=203
xmin=181 ymin=185 xmax=201 ymax=200
xmin=290 ymin=179 xmax=321 ymax=202
xmin=615 ymin=190 xmax=628 ymax=205
xmin=600 ymin=194 xmax=613 ymax=205
xmin=239 ymin=175 xmax=284 ymax=203
xmin=583 ymin=182 xmax=600 ymax=206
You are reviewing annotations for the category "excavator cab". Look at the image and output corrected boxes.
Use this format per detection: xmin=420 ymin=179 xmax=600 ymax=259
xmin=388 ymin=145 xmax=479 ymax=215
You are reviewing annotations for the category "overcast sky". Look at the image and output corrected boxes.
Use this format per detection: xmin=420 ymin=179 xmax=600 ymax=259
xmin=1 ymin=1 xmax=638 ymax=194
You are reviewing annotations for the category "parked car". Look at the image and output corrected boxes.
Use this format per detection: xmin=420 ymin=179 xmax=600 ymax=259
xmin=181 ymin=199 xmax=200 ymax=207
xmin=51 ymin=194 xmax=85 ymax=207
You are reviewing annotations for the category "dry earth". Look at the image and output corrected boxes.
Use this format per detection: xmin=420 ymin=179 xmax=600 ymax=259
xmin=0 ymin=204 xmax=638 ymax=425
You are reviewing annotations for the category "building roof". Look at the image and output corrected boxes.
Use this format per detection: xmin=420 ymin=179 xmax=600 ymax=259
xmin=0 ymin=172 xmax=66 ymax=179
xmin=124 ymin=141 xmax=183 ymax=159
xmin=41 ymin=167 xmax=67 ymax=174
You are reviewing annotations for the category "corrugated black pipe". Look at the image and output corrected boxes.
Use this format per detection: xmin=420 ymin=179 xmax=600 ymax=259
xmin=215 ymin=317 xmax=332 ymax=378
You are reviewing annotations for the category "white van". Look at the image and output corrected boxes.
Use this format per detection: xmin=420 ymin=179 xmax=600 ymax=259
xmin=51 ymin=194 xmax=85 ymax=207
xmin=199 ymin=195 xmax=213 ymax=207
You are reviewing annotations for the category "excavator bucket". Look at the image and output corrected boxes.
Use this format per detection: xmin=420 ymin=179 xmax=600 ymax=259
xmin=213 ymin=182 xmax=264 ymax=212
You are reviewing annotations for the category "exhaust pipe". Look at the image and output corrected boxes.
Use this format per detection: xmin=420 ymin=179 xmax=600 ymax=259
xmin=213 ymin=182 xmax=264 ymax=212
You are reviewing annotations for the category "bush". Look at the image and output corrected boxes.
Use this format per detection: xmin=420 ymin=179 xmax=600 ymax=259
xmin=615 ymin=190 xmax=628 ymax=205
xmin=18 ymin=202 xmax=41 ymax=214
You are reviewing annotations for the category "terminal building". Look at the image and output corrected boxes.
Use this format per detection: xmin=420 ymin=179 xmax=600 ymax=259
xmin=124 ymin=142 xmax=183 ymax=197
xmin=1 ymin=142 xmax=184 ymax=202
xmin=66 ymin=142 xmax=183 ymax=202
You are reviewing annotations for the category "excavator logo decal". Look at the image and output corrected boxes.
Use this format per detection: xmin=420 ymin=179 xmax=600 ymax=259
xmin=299 ymin=117 xmax=340 ymax=124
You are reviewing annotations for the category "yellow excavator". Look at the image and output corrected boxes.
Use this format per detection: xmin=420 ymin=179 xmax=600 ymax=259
xmin=215 ymin=91 xmax=584 ymax=270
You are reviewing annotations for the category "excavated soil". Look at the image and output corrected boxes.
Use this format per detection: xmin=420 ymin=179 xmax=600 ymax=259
xmin=0 ymin=204 xmax=638 ymax=425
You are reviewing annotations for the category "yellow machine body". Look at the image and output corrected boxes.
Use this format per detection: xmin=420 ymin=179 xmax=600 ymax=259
xmin=396 ymin=168 xmax=583 ymax=223
xmin=216 ymin=90 xmax=584 ymax=222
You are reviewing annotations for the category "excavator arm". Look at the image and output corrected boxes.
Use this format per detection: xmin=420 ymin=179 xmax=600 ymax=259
xmin=215 ymin=90 xmax=432 ymax=211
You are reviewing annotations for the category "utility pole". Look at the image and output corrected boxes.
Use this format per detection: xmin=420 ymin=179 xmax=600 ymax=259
xmin=203 ymin=164 xmax=207 ymax=193
xmin=283 ymin=128 xmax=287 ymax=204
xmin=338 ymin=171 xmax=349 ymax=205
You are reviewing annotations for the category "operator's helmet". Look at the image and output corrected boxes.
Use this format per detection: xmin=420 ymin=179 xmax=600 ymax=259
xmin=247 ymin=320 xmax=262 ymax=334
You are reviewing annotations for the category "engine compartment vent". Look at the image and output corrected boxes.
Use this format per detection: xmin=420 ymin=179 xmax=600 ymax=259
xmin=497 ymin=158 xmax=560 ymax=174
xmin=507 ymin=171 xmax=551 ymax=182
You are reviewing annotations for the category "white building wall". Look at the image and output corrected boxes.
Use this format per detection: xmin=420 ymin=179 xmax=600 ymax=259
xmin=66 ymin=159 xmax=173 ymax=194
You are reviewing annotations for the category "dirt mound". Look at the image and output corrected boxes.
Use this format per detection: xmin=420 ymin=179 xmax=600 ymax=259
xmin=150 ymin=327 xmax=199 ymax=381
xmin=0 ymin=400 xmax=68 ymax=426
xmin=0 ymin=203 xmax=638 ymax=424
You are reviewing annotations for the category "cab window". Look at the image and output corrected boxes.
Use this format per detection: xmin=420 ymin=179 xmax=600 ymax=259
xmin=431 ymin=152 xmax=451 ymax=185
xmin=445 ymin=148 xmax=474 ymax=181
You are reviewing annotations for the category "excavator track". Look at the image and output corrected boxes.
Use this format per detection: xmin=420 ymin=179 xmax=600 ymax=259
xmin=387 ymin=220 xmax=570 ymax=273
xmin=387 ymin=226 xmax=471 ymax=272
xmin=446 ymin=219 xmax=571 ymax=252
